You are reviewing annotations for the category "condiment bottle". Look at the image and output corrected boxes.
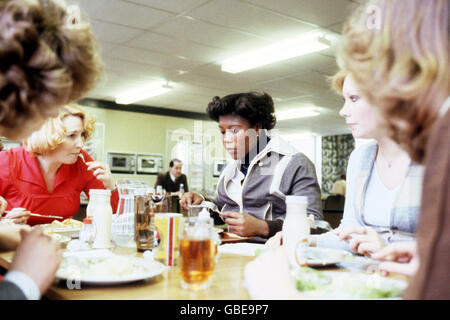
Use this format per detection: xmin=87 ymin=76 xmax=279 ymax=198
xmin=179 ymin=183 xmax=184 ymax=195
xmin=79 ymin=217 xmax=94 ymax=244
xmin=134 ymin=195 xmax=155 ymax=252
xmin=90 ymin=189 xmax=113 ymax=249
xmin=282 ymin=196 xmax=310 ymax=268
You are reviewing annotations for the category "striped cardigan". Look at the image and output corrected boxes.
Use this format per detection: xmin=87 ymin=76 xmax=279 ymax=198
xmin=316 ymin=141 xmax=424 ymax=251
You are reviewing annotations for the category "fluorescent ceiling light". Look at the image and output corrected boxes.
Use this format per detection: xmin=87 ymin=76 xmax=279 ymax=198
xmin=221 ymin=31 xmax=331 ymax=74
xmin=276 ymin=107 xmax=320 ymax=121
xmin=116 ymin=81 xmax=173 ymax=105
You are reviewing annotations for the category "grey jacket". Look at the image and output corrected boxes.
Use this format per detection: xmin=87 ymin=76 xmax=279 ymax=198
xmin=0 ymin=281 xmax=27 ymax=300
xmin=214 ymin=135 xmax=322 ymax=239
xmin=317 ymin=141 xmax=424 ymax=251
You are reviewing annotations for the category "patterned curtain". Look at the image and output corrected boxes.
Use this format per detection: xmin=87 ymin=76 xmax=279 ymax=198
xmin=321 ymin=134 xmax=355 ymax=193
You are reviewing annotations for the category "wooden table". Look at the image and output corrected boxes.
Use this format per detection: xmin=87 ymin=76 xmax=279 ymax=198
xmin=0 ymin=246 xmax=253 ymax=300
xmin=0 ymin=244 xmax=408 ymax=300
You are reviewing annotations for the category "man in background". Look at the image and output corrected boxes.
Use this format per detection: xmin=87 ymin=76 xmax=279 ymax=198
xmin=155 ymin=159 xmax=189 ymax=193
xmin=330 ymin=172 xmax=346 ymax=196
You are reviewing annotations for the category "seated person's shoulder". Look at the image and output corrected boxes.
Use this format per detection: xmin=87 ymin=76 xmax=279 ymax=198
xmin=348 ymin=140 xmax=377 ymax=163
xmin=155 ymin=172 xmax=166 ymax=182
xmin=158 ymin=171 xmax=167 ymax=177
xmin=289 ymin=151 xmax=315 ymax=168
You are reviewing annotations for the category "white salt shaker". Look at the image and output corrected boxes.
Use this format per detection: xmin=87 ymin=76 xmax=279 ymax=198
xmin=89 ymin=189 xmax=113 ymax=249
xmin=282 ymin=196 xmax=310 ymax=268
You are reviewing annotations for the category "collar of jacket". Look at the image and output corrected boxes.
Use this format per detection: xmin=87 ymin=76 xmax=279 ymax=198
xmin=221 ymin=134 xmax=297 ymax=187
xmin=14 ymin=147 xmax=87 ymax=192
xmin=354 ymin=141 xmax=423 ymax=229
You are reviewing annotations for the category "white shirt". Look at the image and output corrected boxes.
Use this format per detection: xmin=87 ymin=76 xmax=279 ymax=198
xmin=363 ymin=163 xmax=400 ymax=228
xmin=224 ymin=162 xmax=245 ymax=210
xmin=169 ymin=172 xmax=176 ymax=183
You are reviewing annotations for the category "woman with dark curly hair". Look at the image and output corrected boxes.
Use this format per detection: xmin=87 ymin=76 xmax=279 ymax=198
xmin=181 ymin=91 xmax=322 ymax=240
xmin=0 ymin=0 xmax=103 ymax=300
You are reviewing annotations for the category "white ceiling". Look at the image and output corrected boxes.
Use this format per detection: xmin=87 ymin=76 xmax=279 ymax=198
xmin=68 ymin=0 xmax=362 ymax=136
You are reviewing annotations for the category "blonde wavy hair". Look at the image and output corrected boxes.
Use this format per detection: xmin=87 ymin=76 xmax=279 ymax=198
xmin=336 ymin=0 xmax=450 ymax=163
xmin=330 ymin=69 xmax=348 ymax=95
xmin=24 ymin=104 xmax=95 ymax=155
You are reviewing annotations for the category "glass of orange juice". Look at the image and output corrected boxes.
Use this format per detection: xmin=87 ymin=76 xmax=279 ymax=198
xmin=179 ymin=216 xmax=216 ymax=290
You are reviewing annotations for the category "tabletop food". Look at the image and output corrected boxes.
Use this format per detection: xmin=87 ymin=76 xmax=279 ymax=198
xmin=42 ymin=218 xmax=83 ymax=238
xmin=56 ymin=254 xmax=166 ymax=285
xmin=295 ymin=267 xmax=407 ymax=299
xmin=43 ymin=219 xmax=83 ymax=230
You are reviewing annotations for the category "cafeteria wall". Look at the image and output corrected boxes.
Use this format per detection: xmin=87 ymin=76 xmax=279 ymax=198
xmin=81 ymin=104 xmax=225 ymax=191
xmin=80 ymin=104 xmax=351 ymax=194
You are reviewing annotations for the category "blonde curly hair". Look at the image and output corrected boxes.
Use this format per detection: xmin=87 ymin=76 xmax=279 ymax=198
xmin=24 ymin=104 xmax=96 ymax=155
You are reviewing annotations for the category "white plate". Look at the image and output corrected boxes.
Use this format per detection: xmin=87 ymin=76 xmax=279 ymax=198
xmin=48 ymin=233 xmax=71 ymax=245
xmin=44 ymin=227 xmax=81 ymax=238
xmin=218 ymin=243 xmax=266 ymax=256
xmin=295 ymin=270 xmax=408 ymax=299
xmin=56 ymin=251 xmax=166 ymax=285
xmin=297 ymin=247 xmax=352 ymax=267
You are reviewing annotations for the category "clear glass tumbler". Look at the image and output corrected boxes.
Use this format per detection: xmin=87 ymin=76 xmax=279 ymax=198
xmin=179 ymin=216 xmax=216 ymax=290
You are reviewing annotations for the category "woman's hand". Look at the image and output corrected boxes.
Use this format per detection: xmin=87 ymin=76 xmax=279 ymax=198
xmin=86 ymin=161 xmax=116 ymax=190
xmin=179 ymin=192 xmax=204 ymax=211
xmin=244 ymin=247 xmax=302 ymax=299
xmin=220 ymin=211 xmax=269 ymax=238
xmin=371 ymin=241 xmax=419 ymax=277
xmin=265 ymin=231 xmax=283 ymax=248
xmin=264 ymin=215 xmax=318 ymax=248
xmin=333 ymin=226 xmax=385 ymax=256
xmin=0 ymin=196 xmax=7 ymax=216
xmin=4 ymin=207 xmax=31 ymax=224
xmin=0 ymin=224 xmax=32 ymax=251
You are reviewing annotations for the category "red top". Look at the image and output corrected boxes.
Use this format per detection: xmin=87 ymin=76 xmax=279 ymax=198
xmin=0 ymin=147 xmax=119 ymax=225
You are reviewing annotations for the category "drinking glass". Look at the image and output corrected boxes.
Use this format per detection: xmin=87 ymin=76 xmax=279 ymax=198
xmin=188 ymin=204 xmax=206 ymax=217
xmin=179 ymin=216 xmax=216 ymax=290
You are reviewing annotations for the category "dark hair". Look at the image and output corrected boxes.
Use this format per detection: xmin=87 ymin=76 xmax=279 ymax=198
xmin=0 ymin=0 xmax=103 ymax=134
xmin=169 ymin=158 xmax=182 ymax=167
xmin=206 ymin=91 xmax=277 ymax=130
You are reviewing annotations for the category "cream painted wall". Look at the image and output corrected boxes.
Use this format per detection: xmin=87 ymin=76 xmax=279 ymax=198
xmin=82 ymin=105 xmax=223 ymax=190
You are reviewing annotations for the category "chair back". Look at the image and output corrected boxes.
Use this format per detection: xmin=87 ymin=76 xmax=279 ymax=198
xmin=324 ymin=194 xmax=345 ymax=210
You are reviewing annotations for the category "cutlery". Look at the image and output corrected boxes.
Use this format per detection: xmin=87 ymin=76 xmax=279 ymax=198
xmin=30 ymin=213 xmax=64 ymax=220
xmin=5 ymin=211 xmax=63 ymax=220
xmin=202 ymin=201 xmax=227 ymax=225
xmin=310 ymin=220 xmax=333 ymax=231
